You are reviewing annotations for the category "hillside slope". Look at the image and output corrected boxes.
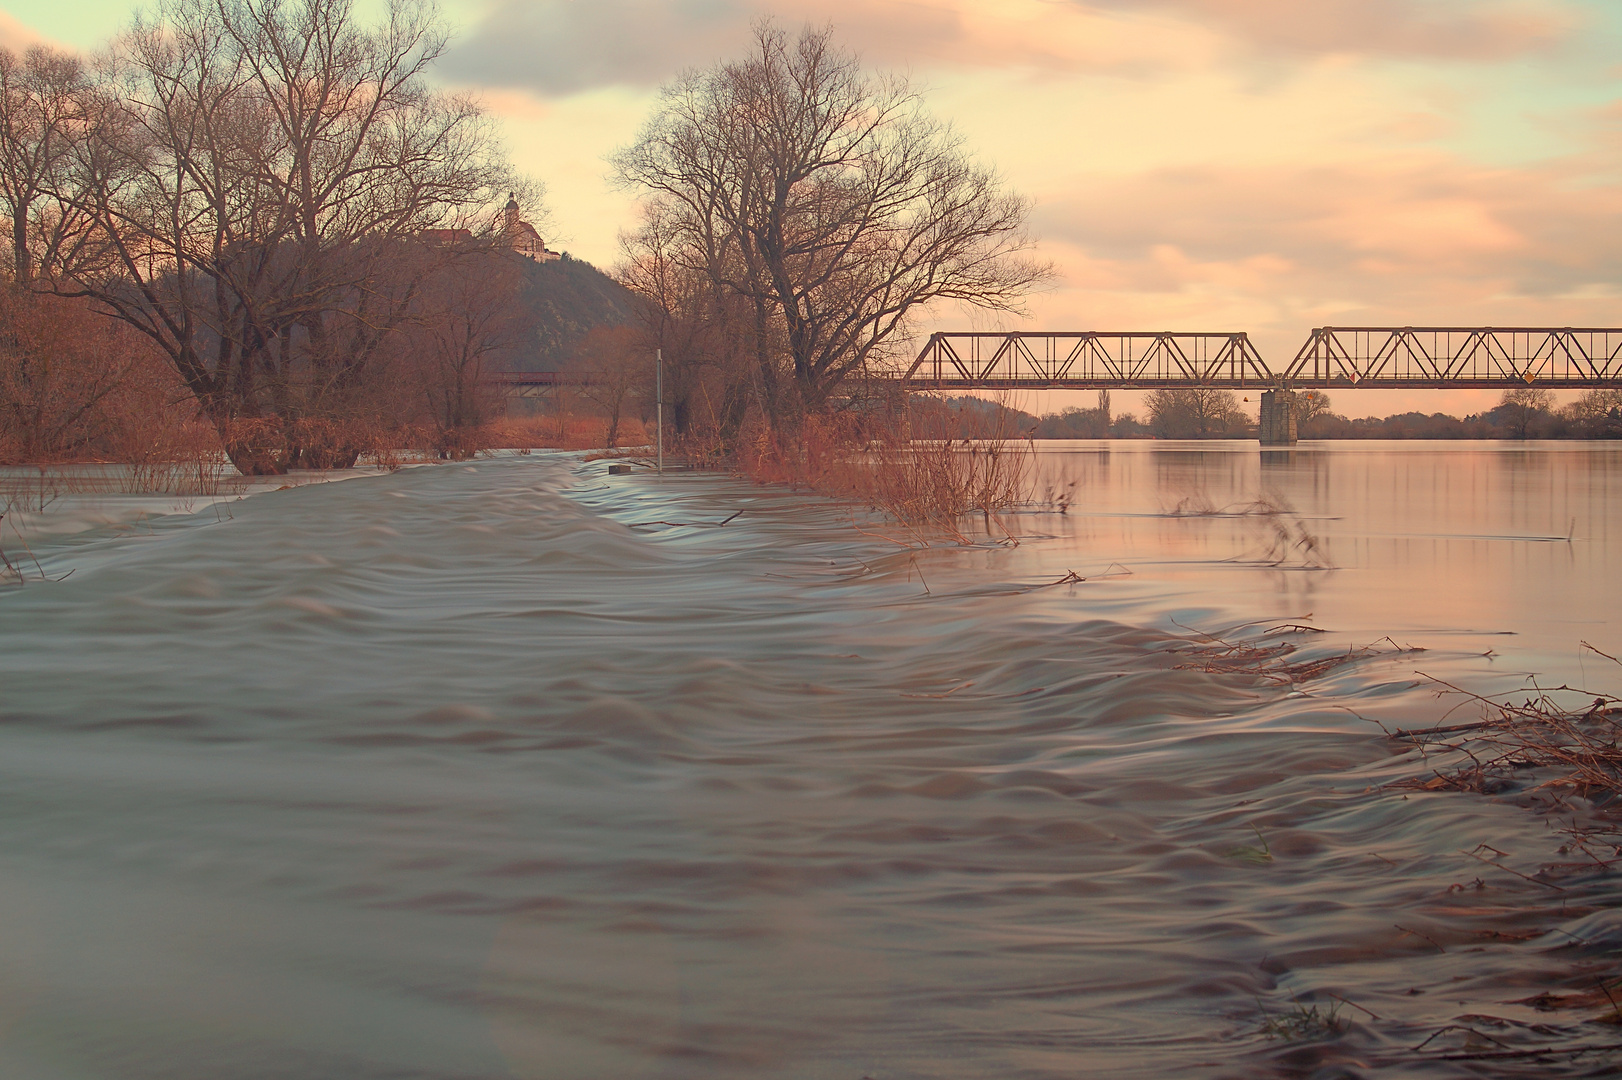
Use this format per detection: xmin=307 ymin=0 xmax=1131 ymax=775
xmin=509 ymin=255 xmax=644 ymax=370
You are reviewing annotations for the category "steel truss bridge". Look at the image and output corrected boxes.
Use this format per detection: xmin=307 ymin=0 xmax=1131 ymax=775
xmin=487 ymin=370 xmax=592 ymax=400
xmin=903 ymin=328 xmax=1622 ymax=389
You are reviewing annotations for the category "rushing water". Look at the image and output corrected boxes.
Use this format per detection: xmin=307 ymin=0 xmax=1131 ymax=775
xmin=1 ymin=441 xmax=1619 ymax=1079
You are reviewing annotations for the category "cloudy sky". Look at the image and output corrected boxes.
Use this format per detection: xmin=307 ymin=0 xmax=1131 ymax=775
xmin=6 ymin=0 xmax=1619 ymax=417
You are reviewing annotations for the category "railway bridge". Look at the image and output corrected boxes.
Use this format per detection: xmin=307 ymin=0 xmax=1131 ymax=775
xmin=905 ymin=327 xmax=1622 ymax=444
xmin=486 ymin=370 xmax=588 ymax=399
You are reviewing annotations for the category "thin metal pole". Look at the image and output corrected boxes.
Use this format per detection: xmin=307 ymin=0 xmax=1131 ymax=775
xmin=656 ymin=348 xmax=663 ymax=475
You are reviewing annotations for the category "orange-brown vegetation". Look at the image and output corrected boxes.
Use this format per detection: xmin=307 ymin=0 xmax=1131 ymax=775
xmin=488 ymin=414 xmax=650 ymax=452
xmin=735 ymin=397 xmax=1032 ymax=539
xmin=569 ymin=325 xmax=646 ymax=448
xmin=398 ymin=250 xmax=529 ymax=460
xmin=0 ymin=292 xmax=200 ymax=467
xmin=0 ymin=2 xmax=520 ymax=476
xmin=0 ymin=273 xmax=660 ymax=478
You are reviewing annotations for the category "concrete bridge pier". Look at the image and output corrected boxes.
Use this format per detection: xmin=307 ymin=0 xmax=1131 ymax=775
xmin=1258 ymin=389 xmax=1297 ymax=446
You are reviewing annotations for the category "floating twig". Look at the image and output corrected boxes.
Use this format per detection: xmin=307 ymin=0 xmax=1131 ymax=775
xmin=1458 ymin=846 xmax=1566 ymax=892
xmin=1394 ymin=924 xmax=1447 ymax=953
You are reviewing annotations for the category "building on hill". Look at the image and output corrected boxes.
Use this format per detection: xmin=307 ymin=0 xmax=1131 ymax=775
xmin=419 ymin=197 xmax=556 ymax=259
xmin=503 ymin=194 xmax=559 ymax=262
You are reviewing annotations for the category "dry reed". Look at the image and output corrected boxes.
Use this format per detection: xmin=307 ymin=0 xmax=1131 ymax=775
xmin=1168 ymin=622 xmax=1422 ymax=686
xmin=1164 ymin=490 xmax=1329 ymax=568
xmin=740 ymin=401 xmax=1033 ymax=542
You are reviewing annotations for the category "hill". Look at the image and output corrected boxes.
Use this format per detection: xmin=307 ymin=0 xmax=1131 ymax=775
xmin=509 ymin=255 xmax=645 ymax=370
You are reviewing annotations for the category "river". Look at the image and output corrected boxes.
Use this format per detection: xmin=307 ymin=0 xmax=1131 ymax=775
xmin=1 ymin=440 xmax=1618 ymax=1079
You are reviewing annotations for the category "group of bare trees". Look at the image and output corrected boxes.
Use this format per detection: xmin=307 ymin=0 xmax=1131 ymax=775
xmin=1486 ymin=387 xmax=1622 ymax=439
xmin=0 ymin=0 xmax=537 ymax=472
xmin=3 ymin=13 xmax=1046 ymax=469
xmin=0 ymin=45 xmax=92 ymax=287
xmin=1564 ymin=388 xmax=1622 ymax=437
xmin=1143 ymin=387 xmax=1251 ymax=438
xmin=612 ymin=21 xmax=1046 ymax=439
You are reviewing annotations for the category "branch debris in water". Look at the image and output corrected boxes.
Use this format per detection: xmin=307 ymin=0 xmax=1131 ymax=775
xmin=1168 ymin=622 xmax=1422 ymax=687
xmin=1387 ymin=667 xmax=1622 ymax=801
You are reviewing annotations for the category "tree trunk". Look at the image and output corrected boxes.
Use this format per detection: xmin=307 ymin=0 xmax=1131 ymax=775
xmin=11 ymin=208 xmax=30 ymax=286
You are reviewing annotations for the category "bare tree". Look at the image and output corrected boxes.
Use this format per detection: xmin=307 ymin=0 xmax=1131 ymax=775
xmin=1497 ymin=386 xmax=1553 ymax=439
xmin=64 ymin=0 xmax=514 ymax=473
xmin=1293 ymin=389 xmax=1330 ymax=423
xmin=1144 ymin=387 xmax=1249 ymax=439
xmin=617 ymin=203 xmax=755 ymax=439
xmin=0 ymin=50 xmax=157 ymax=466
xmin=405 ymin=249 xmax=530 ymax=458
xmin=0 ymin=291 xmax=172 ymax=461
xmin=0 ymin=45 xmax=94 ymax=287
xmin=613 ymin=21 xmax=1047 ymax=424
xmin=570 ymin=325 xmax=647 ymax=448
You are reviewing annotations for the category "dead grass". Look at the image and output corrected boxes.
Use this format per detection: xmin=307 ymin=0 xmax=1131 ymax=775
xmin=1257 ymin=997 xmax=1346 ymax=1042
xmin=1 ymin=418 xmax=235 ymax=507
xmin=1370 ymin=638 xmax=1622 ymax=1052
xmin=1208 ymin=634 xmax=1622 ymax=1061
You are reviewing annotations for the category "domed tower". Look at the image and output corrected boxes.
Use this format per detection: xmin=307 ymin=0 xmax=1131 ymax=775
xmin=504 ymin=192 xmax=520 ymax=239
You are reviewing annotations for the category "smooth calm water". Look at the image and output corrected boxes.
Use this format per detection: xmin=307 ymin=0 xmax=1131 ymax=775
xmin=1 ymin=441 xmax=1619 ymax=1079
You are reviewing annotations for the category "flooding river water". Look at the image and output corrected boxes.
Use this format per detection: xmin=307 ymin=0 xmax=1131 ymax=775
xmin=1 ymin=440 xmax=1619 ymax=1079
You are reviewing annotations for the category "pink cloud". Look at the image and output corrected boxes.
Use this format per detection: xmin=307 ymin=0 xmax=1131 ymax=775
xmin=1037 ymin=154 xmax=1618 ymax=291
xmin=0 ymin=12 xmax=56 ymax=53
xmin=1099 ymin=0 xmax=1581 ymax=60
xmin=442 ymin=1 xmax=1587 ymax=98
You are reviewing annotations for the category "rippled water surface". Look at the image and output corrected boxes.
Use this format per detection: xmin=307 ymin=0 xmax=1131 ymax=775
xmin=2 ymin=441 xmax=1620 ymax=1079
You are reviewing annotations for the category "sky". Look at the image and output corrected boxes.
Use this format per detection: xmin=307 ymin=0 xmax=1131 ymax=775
xmin=5 ymin=0 xmax=1619 ymax=419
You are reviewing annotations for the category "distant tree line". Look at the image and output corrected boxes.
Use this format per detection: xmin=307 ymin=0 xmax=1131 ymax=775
xmin=926 ymin=385 xmax=1622 ymax=441
xmin=1295 ymin=387 xmax=1622 ymax=440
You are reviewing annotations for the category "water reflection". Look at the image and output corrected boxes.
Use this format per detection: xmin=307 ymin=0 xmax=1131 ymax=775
xmin=1019 ymin=440 xmax=1617 ymax=683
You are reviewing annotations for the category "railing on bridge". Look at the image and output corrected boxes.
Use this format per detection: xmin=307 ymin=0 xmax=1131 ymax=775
xmin=1283 ymin=328 xmax=1622 ymax=388
xmin=904 ymin=332 xmax=1271 ymax=388
xmin=903 ymin=329 xmax=1622 ymax=389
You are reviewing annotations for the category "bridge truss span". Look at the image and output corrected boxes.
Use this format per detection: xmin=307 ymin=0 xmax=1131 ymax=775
xmin=904 ymin=332 xmax=1272 ymax=389
xmin=901 ymin=327 xmax=1622 ymax=390
xmin=1283 ymin=327 xmax=1622 ymax=388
